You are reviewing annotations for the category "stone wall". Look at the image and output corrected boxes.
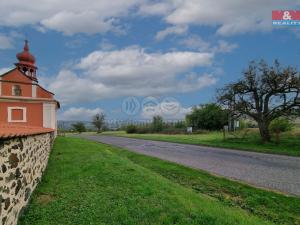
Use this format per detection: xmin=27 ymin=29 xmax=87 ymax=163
xmin=0 ymin=132 xmax=54 ymax=225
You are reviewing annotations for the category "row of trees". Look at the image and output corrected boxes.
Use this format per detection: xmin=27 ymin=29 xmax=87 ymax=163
xmin=125 ymin=60 xmax=299 ymax=143
xmin=125 ymin=116 xmax=187 ymax=134
xmin=71 ymin=60 xmax=299 ymax=143
xmin=72 ymin=113 xmax=106 ymax=133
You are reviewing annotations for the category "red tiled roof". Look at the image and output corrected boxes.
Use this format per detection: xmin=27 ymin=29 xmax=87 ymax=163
xmin=0 ymin=124 xmax=54 ymax=139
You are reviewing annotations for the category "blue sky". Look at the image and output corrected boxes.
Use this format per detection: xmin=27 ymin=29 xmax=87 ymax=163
xmin=0 ymin=0 xmax=300 ymax=121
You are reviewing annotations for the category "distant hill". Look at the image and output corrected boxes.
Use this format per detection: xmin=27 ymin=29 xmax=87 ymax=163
xmin=58 ymin=121 xmax=94 ymax=130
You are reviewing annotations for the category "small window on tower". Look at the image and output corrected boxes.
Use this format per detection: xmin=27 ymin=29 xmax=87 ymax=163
xmin=12 ymin=85 xmax=22 ymax=96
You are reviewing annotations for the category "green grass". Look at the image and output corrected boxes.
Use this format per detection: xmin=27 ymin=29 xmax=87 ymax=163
xmin=19 ymin=137 xmax=292 ymax=225
xmin=112 ymin=147 xmax=300 ymax=225
xmin=102 ymin=128 xmax=300 ymax=156
xmin=19 ymin=137 xmax=299 ymax=225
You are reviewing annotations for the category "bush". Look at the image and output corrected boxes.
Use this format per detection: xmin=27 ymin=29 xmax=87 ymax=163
xmin=239 ymin=120 xmax=257 ymax=129
xmin=125 ymin=117 xmax=185 ymax=134
xmin=126 ymin=124 xmax=137 ymax=133
xmin=125 ymin=124 xmax=154 ymax=134
xmin=71 ymin=122 xmax=86 ymax=133
xmin=136 ymin=126 xmax=152 ymax=134
xmin=270 ymin=118 xmax=293 ymax=132
xmin=239 ymin=120 xmax=247 ymax=129
xmin=174 ymin=121 xmax=186 ymax=129
xmin=186 ymin=103 xmax=228 ymax=130
xmin=192 ymin=129 xmax=210 ymax=134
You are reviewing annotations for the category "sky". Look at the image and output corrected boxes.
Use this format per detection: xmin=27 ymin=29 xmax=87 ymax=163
xmin=0 ymin=0 xmax=300 ymax=122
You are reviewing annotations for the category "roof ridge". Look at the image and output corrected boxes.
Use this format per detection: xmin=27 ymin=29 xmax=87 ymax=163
xmin=0 ymin=123 xmax=54 ymax=139
xmin=0 ymin=68 xmax=17 ymax=77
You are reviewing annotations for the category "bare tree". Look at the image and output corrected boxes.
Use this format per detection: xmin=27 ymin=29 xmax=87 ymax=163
xmin=218 ymin=60 xmax=300 ymax=142
xmin=92 ymin=113 xmax=105 ymax=133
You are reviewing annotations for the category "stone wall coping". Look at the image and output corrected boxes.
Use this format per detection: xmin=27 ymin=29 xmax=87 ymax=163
xmin=0 ymin=123 xmax=54 ymax=139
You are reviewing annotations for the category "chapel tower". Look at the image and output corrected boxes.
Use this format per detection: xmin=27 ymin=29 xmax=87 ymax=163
xmin=15 ymin=40 xmax=37 ymax=81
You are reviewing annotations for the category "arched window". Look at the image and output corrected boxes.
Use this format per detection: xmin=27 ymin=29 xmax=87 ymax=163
xmin=12 ymin=85 xmax=22 ymax=96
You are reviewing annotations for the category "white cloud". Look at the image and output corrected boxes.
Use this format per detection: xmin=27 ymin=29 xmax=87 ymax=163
xmin=76 ymin=46 xmax=213 ymax=80
xmin=0 ymin=31 xmax=24 ymax=51
xmin=0 ymin=0 xmax=141 ymax=35
xmin=138 ymin=2 xmax=174 ymax=16
xmin=47 ymin=47 xmax=215 ymax=104
xmin=0 ymin=67 xmax=13 ymax=74
xmin=179 ymin=35 xmax=211 ymax=51
xmin=180 ymin=35 xmax=238 ymax=53
xmin=151 ymin=0 xmax=300 ymax=36
xmin=0 ymin=34 xmax=13 ymax=49
xmin=41 ymin=11 xmax=113 ymax=35
xmin=214 ymin=40 xmax=238 ymax=53
xmin=155 ymin=25 xmax=188 ymax=40
xmin=58 ymin=107 xmax=103 ymax=121
xmin=48 ymin=69 xmax=111 ymax=104
xmin=1 ymin=0 xmax=299 ymax=36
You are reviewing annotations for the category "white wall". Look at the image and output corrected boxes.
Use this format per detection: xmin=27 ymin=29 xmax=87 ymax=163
xmin=43 ymin=103 xmax=56 ymax=130
xmin=32 ymin=83 xmax=37 ymax=97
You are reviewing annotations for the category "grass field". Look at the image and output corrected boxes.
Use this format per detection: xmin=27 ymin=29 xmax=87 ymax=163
xmin=19 ymin=137 xmax=300 ymax=225
xmin=102 ymin=128 xmax=300 ymax=156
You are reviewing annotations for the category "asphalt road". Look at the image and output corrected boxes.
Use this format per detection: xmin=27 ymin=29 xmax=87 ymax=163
xmin=80 ymin=135 xmax=300 ymax=196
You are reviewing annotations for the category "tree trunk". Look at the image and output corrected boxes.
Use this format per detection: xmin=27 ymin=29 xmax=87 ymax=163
xmin=258 ymin=120 xmax=271 ymax=143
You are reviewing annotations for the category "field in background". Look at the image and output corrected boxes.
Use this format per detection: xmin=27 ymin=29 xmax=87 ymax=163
xmin=101 ymin=128 xmax=300 ymax=156
xmin=19 ymin=137 xmax=299 ymax=225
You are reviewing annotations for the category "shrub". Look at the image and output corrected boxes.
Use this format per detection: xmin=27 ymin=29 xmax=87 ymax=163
xmin=270 ymin=118 xmax=293 ymax=132
xmin=239 ymin=120 xmax=247 ymax=129
xmin=192 ymin=129 xmax=210 ymax=134
xmin=71 ymin=122 xmax=86 ymax=133
xmin=126 ymin=124 xmax=137 ymax=133
xmin=174 ymin=121 xmax=186 ymax=129
xmin=186 ymin=103 xmax=228 ymax=130
xmin=239 ymin=120 xmax=257 ymax=129
xmin=136 ymin=126 xmax=152 ymax=134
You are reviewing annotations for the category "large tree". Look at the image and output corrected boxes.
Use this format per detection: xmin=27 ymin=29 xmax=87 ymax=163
xmin=92 ymin=113 xmax=105 ymax=133
xmin=218 ymin=60 xmax=300 ymax=142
